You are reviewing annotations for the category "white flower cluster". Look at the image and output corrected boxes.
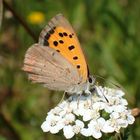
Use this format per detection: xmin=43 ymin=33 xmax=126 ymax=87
xmin=41 ymin=86 xmax=135 ymax=139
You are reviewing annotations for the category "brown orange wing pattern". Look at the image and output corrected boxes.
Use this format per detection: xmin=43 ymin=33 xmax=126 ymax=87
xmin=39 ymin=14 xmax=88 ymax=83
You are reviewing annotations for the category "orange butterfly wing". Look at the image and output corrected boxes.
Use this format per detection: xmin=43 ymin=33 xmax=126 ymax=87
xmin=39 ymin=14 xmax=88 ymax=83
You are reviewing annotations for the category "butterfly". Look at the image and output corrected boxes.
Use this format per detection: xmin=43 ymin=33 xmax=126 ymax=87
xmin=22 ymin=13 xmax=95 ymax=95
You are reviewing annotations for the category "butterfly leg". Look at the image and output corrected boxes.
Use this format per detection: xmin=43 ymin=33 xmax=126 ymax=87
xmin=85 ymin=82 xmax=92 ymax=95
xmin=77 ymin=92 xmax=83 ymax=109
xmin=58 ymin=91 xmax=67 ymax=105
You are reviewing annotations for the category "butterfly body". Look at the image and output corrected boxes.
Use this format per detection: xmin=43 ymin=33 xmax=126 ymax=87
xmin=23 ymin=14 xmax=94 ymax=95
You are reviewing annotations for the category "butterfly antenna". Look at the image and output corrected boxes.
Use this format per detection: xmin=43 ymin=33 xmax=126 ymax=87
xmin=94 ymin=82 xmax=109 ymax=103
xmin=94 ymin=74 xmax=128 ymax=94
xmin=92 ymin=75 xmax=128 ymax=102
xmin=93 ymin=74 xmax=121 ymax=89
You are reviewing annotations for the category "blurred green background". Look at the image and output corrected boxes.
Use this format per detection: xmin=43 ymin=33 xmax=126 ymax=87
xmin=0 ymin=0 xmax=140 ymax=140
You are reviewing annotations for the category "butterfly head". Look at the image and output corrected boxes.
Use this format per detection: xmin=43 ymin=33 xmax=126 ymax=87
xmin=65 ymin=75 xmax=95 ymax=95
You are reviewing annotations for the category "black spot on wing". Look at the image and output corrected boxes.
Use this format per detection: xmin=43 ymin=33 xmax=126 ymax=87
xmin=69 ymin=34 xmax=72 ymax=38
xmin=44 ymin=33 xmax=50 ymax=40
xmin=73 ymin=56 xmax=78 ymax=60
xmin=59 ymin=40 xmax=64 ymax=44
xmin=68 ymin=45 xmax=75 ymax=50
xmin=59 ymin=33 xmax=63 ymax=37
xmin=56 ymin=50 xmax=60 ymax=52
xmin=49 ymin=29 xmax=54 ymax=34
xmin=53 ymin=41 xmax=58 ymax=46
xmin=63 ymin=32 xmax=68 ymax=36
xmin=43 ymin=40 xmax=49 ymax=46
xmin=69 ymin=33 xmax=74 ymax=38
xmin=77 ymin=65 xmax=80 ymax=69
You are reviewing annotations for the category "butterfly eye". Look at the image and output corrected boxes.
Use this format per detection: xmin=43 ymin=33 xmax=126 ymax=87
xmin=88 ymin=76 xmax=95 ymax=85
xmin=88 ymin=77 xmax=93 ymax=83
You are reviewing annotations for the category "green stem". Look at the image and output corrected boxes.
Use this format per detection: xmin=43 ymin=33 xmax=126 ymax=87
xmin=3 ymin=0 xmax=38 ymax=42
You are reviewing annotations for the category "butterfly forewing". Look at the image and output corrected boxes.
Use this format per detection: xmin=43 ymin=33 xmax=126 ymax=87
xmin=39 ymin=14 xmax=88 ymax=83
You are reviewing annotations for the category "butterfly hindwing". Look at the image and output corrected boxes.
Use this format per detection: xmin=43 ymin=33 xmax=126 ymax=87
xmin=39 ymin=14 xmax=88 ymax=83
xmin=22 ymin=44 xmax=82 ymax=91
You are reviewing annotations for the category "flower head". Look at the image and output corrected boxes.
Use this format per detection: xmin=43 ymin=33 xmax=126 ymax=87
xmin=41 ymin=86 xmax=135 ymax=139
xmin=27 ymin=11 xmax=45 ymax=24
